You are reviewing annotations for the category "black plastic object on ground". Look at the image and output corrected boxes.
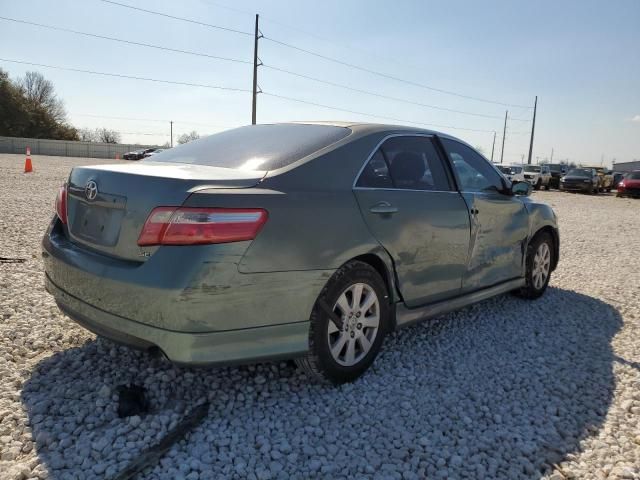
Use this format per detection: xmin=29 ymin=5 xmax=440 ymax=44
xmin=111 ymin=402 xmax=210 ymax=480
xmin=116 ymin=384 xmax=150 ymax=418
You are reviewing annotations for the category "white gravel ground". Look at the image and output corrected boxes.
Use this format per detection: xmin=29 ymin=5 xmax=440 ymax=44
xmin=0 ymin=153 xmax=638 ymax=480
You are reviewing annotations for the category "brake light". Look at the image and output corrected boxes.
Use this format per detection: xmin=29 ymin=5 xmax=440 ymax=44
xmin=138 ymin=207 xmax=268 ymax=246
xmin=618 ymin=181 xmax=625 ymax=189
xmin=55 ymin=184 xmax=68 ymax=224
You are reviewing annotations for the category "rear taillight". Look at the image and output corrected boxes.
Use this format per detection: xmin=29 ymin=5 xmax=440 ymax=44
xmin=137 ymin=207 xmax=268 ymax=246
xmin=55 ymin=184 xmax=68 ymax=224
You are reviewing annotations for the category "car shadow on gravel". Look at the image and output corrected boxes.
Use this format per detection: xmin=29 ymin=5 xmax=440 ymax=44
xmin=21 ymin=286 xmax=621 ymax=479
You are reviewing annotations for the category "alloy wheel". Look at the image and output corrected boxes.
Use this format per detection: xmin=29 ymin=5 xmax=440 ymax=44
xmin=532 ymin=242 xmax=551 ymax=290
xmin=327 ymin=283 xmax=380 ymax=366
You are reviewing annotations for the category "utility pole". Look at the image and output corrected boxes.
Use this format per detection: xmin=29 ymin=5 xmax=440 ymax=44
xmin=550 ymin=148 xmax=554 ymax=162
xmin=527 ymin=95 xmax=537 ymax=165
xmin=252 ymin=14 xmax=261 ymax=125
xmin=490 ymin=131 xmax=496 ymax=162
xmin=500 ymin=110 xmax=508 ymax=164
xmin=170 ymin=121 xmax=173 ymax=147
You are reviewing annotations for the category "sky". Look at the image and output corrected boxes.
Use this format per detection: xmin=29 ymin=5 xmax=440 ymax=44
xmin=0 ymin=0 xmax=638 ymax=167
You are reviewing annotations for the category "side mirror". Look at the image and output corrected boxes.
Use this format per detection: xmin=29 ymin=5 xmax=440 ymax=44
xmin=511 ymin=181 xmax=532 ymax=196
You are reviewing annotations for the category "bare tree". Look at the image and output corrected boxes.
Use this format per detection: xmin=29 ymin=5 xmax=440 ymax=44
xmin=19 ymin=71 xmax=66 ymax=122
xmin=95 ymin=128 xmax=121 ymax=144
xmin=177 ymin=131 xmax=200 ymax=144
xmin=78 ymin=128 xmax=98 ymax=142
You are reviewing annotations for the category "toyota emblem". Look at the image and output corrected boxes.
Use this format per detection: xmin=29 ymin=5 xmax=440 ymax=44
xmin=85 ymin=180 xmax=98 ymax=201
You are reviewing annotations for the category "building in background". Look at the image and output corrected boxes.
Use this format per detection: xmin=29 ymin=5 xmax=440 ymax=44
xmin=613 ymin=160 xmax=640 ymax=173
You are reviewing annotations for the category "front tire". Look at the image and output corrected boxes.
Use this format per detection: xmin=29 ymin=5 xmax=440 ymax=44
xmin=514 ymin=232 xmax=553 ymax=300
xmin=296 ymin=261 xmax=390 ymax=384
xmin=534 ymin=179 xmax=542 ymax=191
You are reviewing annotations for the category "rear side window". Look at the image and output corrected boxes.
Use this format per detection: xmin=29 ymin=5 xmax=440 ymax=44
xmin=356 ymin=150 xmax=393 ymax=188
xmin=356 ymin=136 xmax=451 ymax=191
xmin=147 ymin=124 xmax=350 ymax=171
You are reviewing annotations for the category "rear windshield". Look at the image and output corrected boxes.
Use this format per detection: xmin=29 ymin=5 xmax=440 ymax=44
xmin=146 ymin=124 xmax=350 ymax=171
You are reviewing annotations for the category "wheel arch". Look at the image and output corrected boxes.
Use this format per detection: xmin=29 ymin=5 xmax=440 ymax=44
xmin=531 ymin=225 xmax=560 ymax=272
xmin=339 ymin=250 xmax=402 ymax=330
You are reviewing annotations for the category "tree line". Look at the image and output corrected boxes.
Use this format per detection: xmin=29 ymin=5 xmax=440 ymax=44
xmin=0 ymin=69 xmax=176 ymax=144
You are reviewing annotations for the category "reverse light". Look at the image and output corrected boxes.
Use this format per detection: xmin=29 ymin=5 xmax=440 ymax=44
xmin=138 ymin=207 xmax=268 ymax=246
xmin=55 ymin=184 xmax=68 ymax=224
xmin=618 ymin=182 xmax=625 ymax=189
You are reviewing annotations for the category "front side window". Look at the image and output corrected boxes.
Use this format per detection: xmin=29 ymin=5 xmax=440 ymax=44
xmin=356 ymin=136 xmax=450 ymax=191
xmin=441 ymin=138 xmax=504 ymax=192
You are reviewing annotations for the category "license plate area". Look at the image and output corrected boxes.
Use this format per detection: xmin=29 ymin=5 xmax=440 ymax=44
xmin=71 ymin=202 xmax=125 ymax=247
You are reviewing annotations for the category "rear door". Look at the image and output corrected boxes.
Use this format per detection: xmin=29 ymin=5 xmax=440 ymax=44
xmin=439 ymin=138 xmax=529 ymax=291
xmin=353 ymin=135 xmax=471 ymax=307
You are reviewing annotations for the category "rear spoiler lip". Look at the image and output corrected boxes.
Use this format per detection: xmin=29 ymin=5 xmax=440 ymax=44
xmin=186 ymin=170 xmax=269 ymax=193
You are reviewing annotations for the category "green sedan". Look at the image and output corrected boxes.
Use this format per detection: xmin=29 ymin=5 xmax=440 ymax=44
xmin=43 ymin=122 xmax=559 ymax=384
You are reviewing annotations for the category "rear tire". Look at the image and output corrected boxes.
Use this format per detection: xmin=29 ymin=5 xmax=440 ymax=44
xmin=513 ymin=232 xmax=553 ymax=300
xmin=296 ymin=261 xmax=390 ymax=384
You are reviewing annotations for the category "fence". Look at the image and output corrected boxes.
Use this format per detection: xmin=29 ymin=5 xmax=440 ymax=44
xmin=0 ymin=136 xmax=162 ymax=159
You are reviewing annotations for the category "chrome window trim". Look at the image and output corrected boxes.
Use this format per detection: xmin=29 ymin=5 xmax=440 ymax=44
xmin=352 ymin=133 xmax=453 ymax=192
xmin=353 ymin=187 xmax=459 ymax=194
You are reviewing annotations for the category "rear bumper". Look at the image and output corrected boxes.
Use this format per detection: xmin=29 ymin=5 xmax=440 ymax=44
xmin=41 ymin=217 xmax=332 ymax=365
xmin=617 ymin=187 xmax=640 ymax=198
xmin=45 ymin=273 xmax=309 ymax=366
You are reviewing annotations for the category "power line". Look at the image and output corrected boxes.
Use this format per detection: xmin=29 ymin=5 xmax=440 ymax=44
xmin=262 ymin=36 xmax=532 ymax=110
xmin=262 ymin=91 xmax=496 ymax=133
xmin=97 ymin=0 xmax=532 ymax=111
xmin=0 ymin=16 xmax=527 ymax=123
xmin=0 ymin=16 xmax=251 ymax=65
xmin=73 ymin=113 xmax=233 ymax=129
xmin=98 ymin=0 xmax=252 ymax=36
xmin=0 ymin=58 xmax=251 ymax=92
xmin=264 ymin=65 xmax=528 ymax=121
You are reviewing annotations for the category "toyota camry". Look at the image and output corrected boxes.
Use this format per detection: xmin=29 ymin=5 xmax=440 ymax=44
xmin=43 ymin=122 xmax=559 ymax=384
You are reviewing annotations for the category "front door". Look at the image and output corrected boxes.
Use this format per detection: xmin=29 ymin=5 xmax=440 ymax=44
xmin=439 ymin=138 xmax=529 ymax=291
xmin=353 ymin=135 xmax=471 ymax=307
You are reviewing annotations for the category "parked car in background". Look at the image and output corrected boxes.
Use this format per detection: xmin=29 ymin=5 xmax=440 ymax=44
xmin=122 ymin=149 xmax=143 ymax=160
xmin=496 ymin=165 xmax=526 ymax=183
xmin=616 ymin=171 xmax=640 ymax=198
xmin=560 ymin=168 xmax=600 ymax=194
xmin=123 ymin=148 xmax=157 ymax=160
xmin=523 ymin=164 xmax=551 ymax=190
xmin=43 ymin=122 xmax=559 ymax=384
xmin=544 ymin=163 xmax=569 ymax=189
xmin=143 ymin=148 xmax=165 ymax=158
xmin=613 ymin=172 xmax=626 ymax=190
xmin=580 ymin=165 xmax=614 ymax=192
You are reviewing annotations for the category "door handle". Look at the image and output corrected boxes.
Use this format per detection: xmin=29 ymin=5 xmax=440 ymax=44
xmin=369 ymin=201 xmax=398 ymax=215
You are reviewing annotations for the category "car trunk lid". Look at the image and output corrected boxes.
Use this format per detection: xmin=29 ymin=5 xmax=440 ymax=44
xmin=65 ymin=162 xmax=265 ymax=261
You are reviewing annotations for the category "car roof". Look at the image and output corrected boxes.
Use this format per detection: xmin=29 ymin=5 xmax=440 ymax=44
xmin=283 ymin=121 xmax=456 ymax=139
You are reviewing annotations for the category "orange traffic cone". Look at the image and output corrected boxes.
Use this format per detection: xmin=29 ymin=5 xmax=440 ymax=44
xmin=24 ymin=146 xmax=33 ymax=173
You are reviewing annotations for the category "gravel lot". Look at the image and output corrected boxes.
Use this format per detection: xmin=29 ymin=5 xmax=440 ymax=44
xmin=0 ymin=153 xmax=638 ymax=480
